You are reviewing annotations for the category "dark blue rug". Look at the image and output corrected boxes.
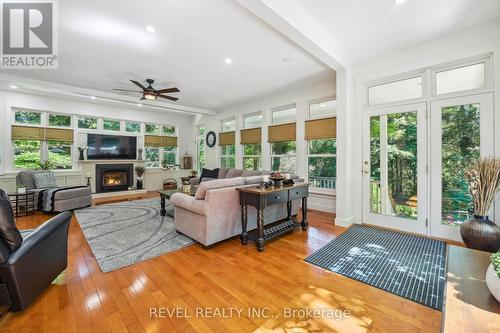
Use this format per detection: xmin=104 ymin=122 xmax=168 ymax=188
xmin=305 ymin=224 xmax=447 ymax=311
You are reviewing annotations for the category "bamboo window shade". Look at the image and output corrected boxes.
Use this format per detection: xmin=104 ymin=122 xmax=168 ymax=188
xmin=11 ymin=125 xmax=74 ymax=142
xmin=268 ymin=123 xmax=296 ymax=142
xmin=240 ymin=128 xmax=261 ymax=144
xmin=219 ymin=131 xmax=235 ymax=146
xmin=144 ymin=135 xmax=178 ymax=147
xmin=305 ymin=117 xmax=336 ymax=140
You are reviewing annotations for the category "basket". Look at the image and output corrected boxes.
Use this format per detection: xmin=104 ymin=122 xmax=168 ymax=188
xmin=163 ymin=178 xmax=178 ymax=190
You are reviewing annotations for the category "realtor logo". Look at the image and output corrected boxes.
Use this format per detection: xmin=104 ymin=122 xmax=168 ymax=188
xmin=1 ymin=0 xmax=58 ymax=68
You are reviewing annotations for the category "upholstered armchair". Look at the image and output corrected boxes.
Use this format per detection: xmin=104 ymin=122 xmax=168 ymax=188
xmin=0 ymin=189 xmax=72 ymax=312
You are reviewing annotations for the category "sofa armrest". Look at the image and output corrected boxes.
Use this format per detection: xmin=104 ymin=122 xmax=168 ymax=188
xmin=189 ymin=177 xmax=200 ymax=186
xmin=170 ymin=193 xmax=208 ymax=216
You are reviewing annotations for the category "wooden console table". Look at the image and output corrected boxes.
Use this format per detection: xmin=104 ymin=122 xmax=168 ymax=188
xmin=237 ymin=183 xmax=309 ymax=252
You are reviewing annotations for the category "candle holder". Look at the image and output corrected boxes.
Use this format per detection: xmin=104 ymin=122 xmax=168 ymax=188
xmin=86 ymin=176 xmax=91 ymax=187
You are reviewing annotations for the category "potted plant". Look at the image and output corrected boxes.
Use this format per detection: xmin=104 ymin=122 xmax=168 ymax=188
xmin=486 ymin=252 xmax=500 ymax=302
xmin=135 ymin=166 xmax=145 ymax=190
xmin=37 ymin=159 xmax=53 ymax=170
xmin=461 ymin=157 xmax=500 ymax=252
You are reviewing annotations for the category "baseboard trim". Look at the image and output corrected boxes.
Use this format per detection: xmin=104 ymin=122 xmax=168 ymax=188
xmin=308 ymin=202 xmax=336 ymax=213
xmin=335 ymin=215 xmax=356 ymax=227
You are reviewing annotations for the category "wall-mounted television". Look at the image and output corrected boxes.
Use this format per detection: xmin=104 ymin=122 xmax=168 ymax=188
xmin=87 ymin=134 xmax=137 ymax=160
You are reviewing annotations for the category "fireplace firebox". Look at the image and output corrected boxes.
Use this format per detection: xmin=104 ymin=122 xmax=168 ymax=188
xmin=95 ymin=164 xmax=133 ymax=193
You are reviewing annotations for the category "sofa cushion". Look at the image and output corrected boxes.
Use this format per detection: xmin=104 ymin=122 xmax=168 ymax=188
xmin=53 ymin=186 xmax=92 ymax=200
xmin=194 ymin=177 xmax=245 ymax=199
xmin=218 ymin=168 xmax=229 ymax=179
xmin=17 ymin=170 xmax=45 ymax=190
xmin=225 ymin=169 xmax=243 ymax=178
xmin=33 ymin=172 xmax=58 ymax=189
xmin=200 ymin=168 xmax=219 ymax=182
xmin=244 ymin=175 xmax=264 ymax=185
xmin=0 ymin=190 xmax=22 ymax=252
xmin=241 ymin=170 xmax=261 ymax=177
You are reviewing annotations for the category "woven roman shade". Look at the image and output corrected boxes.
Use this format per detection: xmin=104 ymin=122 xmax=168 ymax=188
xmin=240 ymin=128 xmax=261 ymax=144
xmin=305 ymin=117 xmax=336 ymax=140
xmin=44 ymin=128 xmax=74 ymax=142
xmin=144 ymin=135 xmax=162 ymax=147
xmin=219 ymin=131 xmax=235 ymax=146
xmin=268 ymin=123 xmax=296 ymax=142
xmin=11 ymin=125 xmax=44 ymax=140
xmin=161 ymin=136 xmax=177 ymax=147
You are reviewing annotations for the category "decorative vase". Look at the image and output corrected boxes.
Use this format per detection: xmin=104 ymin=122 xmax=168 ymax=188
xmin=79 ymin=149 xmax=85 ymax=161
xmin=486 ymin=263 xmax=500 ymax=302
xmin=460 ymin=215 xmax=500 ymax=253
xmin=136 ymin=178 xmax=143 ymax=190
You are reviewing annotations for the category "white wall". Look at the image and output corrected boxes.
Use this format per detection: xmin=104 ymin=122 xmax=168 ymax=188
xmin=350 ymin=20 xmax=500 ymax=227
xmin=0 ymin=90 xmax=196 ymax=189
xmin=201 ymin=80 xmax=337 ymax=213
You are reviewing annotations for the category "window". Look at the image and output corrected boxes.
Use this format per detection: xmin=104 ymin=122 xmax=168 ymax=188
xmin=222 ymin=119 xmax=236 ymax=132
xmin=13 ymin=140 xmax=41 ymax=169
xmin=125 ymin=121 xmax=140 ymax=133
xmin=244 ymin=113 xmax=262 ymax=129
xmin=310 ymin=100 xmax=336 ymax=118
xmin=243 ymin=144 xmax=261 ymax=170
xmin=49 ymin=114 xmax=71 ymax=127
xmin=48 ymin=141 xmax=72 ymax=169
xmin=162 ymin=146 xmax=177 ymax=166
xmin=197 ymin=126 xmax=206 ymax=172
xmin=162 ymin=125 xmax=176 ymax=136
xmin=78 ymin=117 xmax=97 ymax=129
xmin=272 ymin=106 xmax=296 ymax=124
xmin=271 ymin=141 xmax=296 ymax=173
xmin=308 ymin=138 xmax=336 ymax=189
xmin=15 ymin=111 xmax=41 ymax=125
xmin=103 ymin=119 xmax=121 ymax=131
xmin=368 ymin=77 xmax=423 ymax=106
xmin=145 ymin=147 xmax=160 ymax=168
xmin=435 ymin=63 xmax=485 ymax=95
xmin=221 ymin=145 xmax=235 ymax=168
xmin=145 ymin=124 xmax=161 ymax=135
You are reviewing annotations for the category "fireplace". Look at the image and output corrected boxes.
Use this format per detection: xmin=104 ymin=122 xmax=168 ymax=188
xmin=95 ymin=164 xmax=133 ymax=193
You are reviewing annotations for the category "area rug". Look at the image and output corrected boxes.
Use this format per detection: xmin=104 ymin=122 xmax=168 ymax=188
xmin=74 ymin=198 xmax=195 ymax=273
xmin=305 ymin=224 xmax=447 ymax=311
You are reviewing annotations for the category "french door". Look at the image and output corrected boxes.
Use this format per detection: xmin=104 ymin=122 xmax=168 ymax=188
xmin=362 ymin=103 xmax=427 ymax=235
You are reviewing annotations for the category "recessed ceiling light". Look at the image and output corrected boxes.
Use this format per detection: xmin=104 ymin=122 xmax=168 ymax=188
xmin=395 ymin=0 xmax=407 ymax=5
xmin=9 ymin=85 xmax=18 ymax=89
xmin=137 ymin=103 xmax=142 ymax=107
xmin=146 ymin=25 xmax=155 ymax=33
xmin=90 ymin=96 xmax=96 ymax=100
xmin=225 ymin=58 xmax=232 ymax=64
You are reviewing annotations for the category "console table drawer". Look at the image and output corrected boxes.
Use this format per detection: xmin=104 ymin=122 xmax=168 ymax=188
xmin=266 ymin=190 xmax=288 ymax=205
xmin=289 ymin=186 xmax=308 ymax=201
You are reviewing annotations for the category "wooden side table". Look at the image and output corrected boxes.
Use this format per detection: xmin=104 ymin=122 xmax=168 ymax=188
xmin=7 ymin=191 xmax=36 ymax=217
xmin=237 ymin=183 xmax=309 ymax=252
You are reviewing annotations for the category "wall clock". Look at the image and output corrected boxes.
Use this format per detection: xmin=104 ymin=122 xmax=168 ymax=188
xmin=206 ymin=131 xmax=216 ymax=147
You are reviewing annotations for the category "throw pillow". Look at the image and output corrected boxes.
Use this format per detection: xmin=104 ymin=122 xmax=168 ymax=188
xmin=225 ymin=169 xmax=243 ymax=178
xmin=33 ymin=171 xmax=58 ymax=189
xmin=200 ymin=168 xmax=219 ymax=183
xmin=194 ymin=177 xmax=246 ymax=200
xmin=0 ymin=190 xmax=23 ymax=252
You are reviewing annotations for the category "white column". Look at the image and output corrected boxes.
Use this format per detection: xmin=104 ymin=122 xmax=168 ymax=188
xmin=379 ymin=115 xmax=391 ymax=214
xmin=262 ymin=109 xmax=271 ymax=171
xmin=235 ymin=115 xmax=243 ymax=169
xmin=295 ymin=99 xmax=307 ymax=179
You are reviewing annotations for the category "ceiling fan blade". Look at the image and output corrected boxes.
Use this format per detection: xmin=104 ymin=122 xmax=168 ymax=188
xmin=158 ymin=94 xmax=179 ymax=101
xmin=130 ymin=80 xmax=146 ymax=90
xmin=156 ymin=87 xmax=179 ymax=94
xmin=113 ymin=88 xmax=142 ymax=93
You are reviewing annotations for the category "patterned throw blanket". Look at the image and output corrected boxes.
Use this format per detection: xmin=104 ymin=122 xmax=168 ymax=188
xmin=38 ymin=186 xmax=88 ymax=212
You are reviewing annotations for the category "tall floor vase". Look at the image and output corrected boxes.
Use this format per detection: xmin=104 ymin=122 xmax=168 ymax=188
xmin=460 ymin=215 xmax=500 ymax=253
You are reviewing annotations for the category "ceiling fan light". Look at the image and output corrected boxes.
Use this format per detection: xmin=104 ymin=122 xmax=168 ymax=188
xmin=144 ymin=92 xmax=156 ymax=100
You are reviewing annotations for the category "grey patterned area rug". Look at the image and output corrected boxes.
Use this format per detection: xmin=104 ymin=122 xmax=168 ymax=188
xmin=74 ymin=198 xmax=195 ymax=273
xmin=305 ymin=224 xmax=447 ymax=311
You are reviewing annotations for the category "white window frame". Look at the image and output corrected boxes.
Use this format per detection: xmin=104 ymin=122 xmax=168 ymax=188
xmin=125 ymin=120 xmax=142 ymax=133
xmin=242 ymin=143 xmax=262 ymax=170
xmin=271 ymin=104 xmax=297 ymax=125
xmin=243 ymin=112 xmax=262 ymax=129
xmin=366 ymin=73 xmax=426 ymax=108
xmin=308 ymin=98 xmax=336 ymax=119
xmin=220 ymin=145 xmax=236 ymax=168
xmin=307 ymin=138 xmax=336 ymax=194
xmin=221 ymin=118 xmax=236 ymax=132
xmin=102 ymin=118 xmax=122 ymax=132
xmin=47 ymin=112 xmax=72 ymax=128
xmin=270 ymin=141 xmax=296 ymax=173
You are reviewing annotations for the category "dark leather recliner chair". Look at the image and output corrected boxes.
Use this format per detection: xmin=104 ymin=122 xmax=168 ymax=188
xmin=0 ymin=189 xmax=71 ymax=312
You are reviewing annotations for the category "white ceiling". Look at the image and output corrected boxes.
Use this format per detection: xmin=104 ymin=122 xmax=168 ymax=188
xmin=262 ymin=0 xmax=500 ymax=64
xmin=4 ymin=0 xmax=333 ymax=111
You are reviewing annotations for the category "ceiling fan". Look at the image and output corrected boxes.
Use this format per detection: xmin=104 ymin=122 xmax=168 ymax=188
xmin=113 ymin=79 xmax=179 ymax=101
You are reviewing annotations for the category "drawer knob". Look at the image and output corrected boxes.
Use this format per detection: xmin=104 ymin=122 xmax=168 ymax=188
xmin=296 ymin=191 xmax=299 ymax=194
xmin=275 ymin=196 xmax=280 ymax=199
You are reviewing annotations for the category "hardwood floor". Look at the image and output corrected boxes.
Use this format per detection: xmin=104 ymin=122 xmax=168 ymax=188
xmin=0 ymin=193 xmax=441 ymax=333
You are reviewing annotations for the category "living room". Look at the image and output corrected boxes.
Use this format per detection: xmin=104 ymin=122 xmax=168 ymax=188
xmin=0 ymin=0 xmax=499 ymax=332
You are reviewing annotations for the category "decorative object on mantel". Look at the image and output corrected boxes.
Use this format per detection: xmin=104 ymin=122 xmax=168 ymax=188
xmin=206 ymin=131 xmax=216 ymax=147
xmin=163 ymin=178 xmax=177 ymax=190
xmin=138 ymin=148 xmax=143 ymax=161
xmin=135 ymin=166 xmax=145 ymax=190
xmin=183 ymin=152 xmax=192 ymax=169
xmin=78 ymin=145 xmax=87 ymax=160
xmin=461 ymin=157 xmax=500 ymax=252
xmin=486 ymin=252 xmax=500 ymax=302
xmin=86 ymin=173 xmax=91 ymax=187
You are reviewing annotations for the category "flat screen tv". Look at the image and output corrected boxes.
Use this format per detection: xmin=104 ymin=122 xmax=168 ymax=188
xmin=87 ymin=134 xmax=137 ymax=160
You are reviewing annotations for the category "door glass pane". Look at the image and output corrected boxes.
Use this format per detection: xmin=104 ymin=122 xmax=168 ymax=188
xmin=368 ymin=77 xmax=422 ymax=106
xmin=370 ymin=112 xmax=418 ymax=219
xmin=441 ymin=104 xmax=480 ymax=225
xmin=436 ymin=63 xmax=484 ymax=95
